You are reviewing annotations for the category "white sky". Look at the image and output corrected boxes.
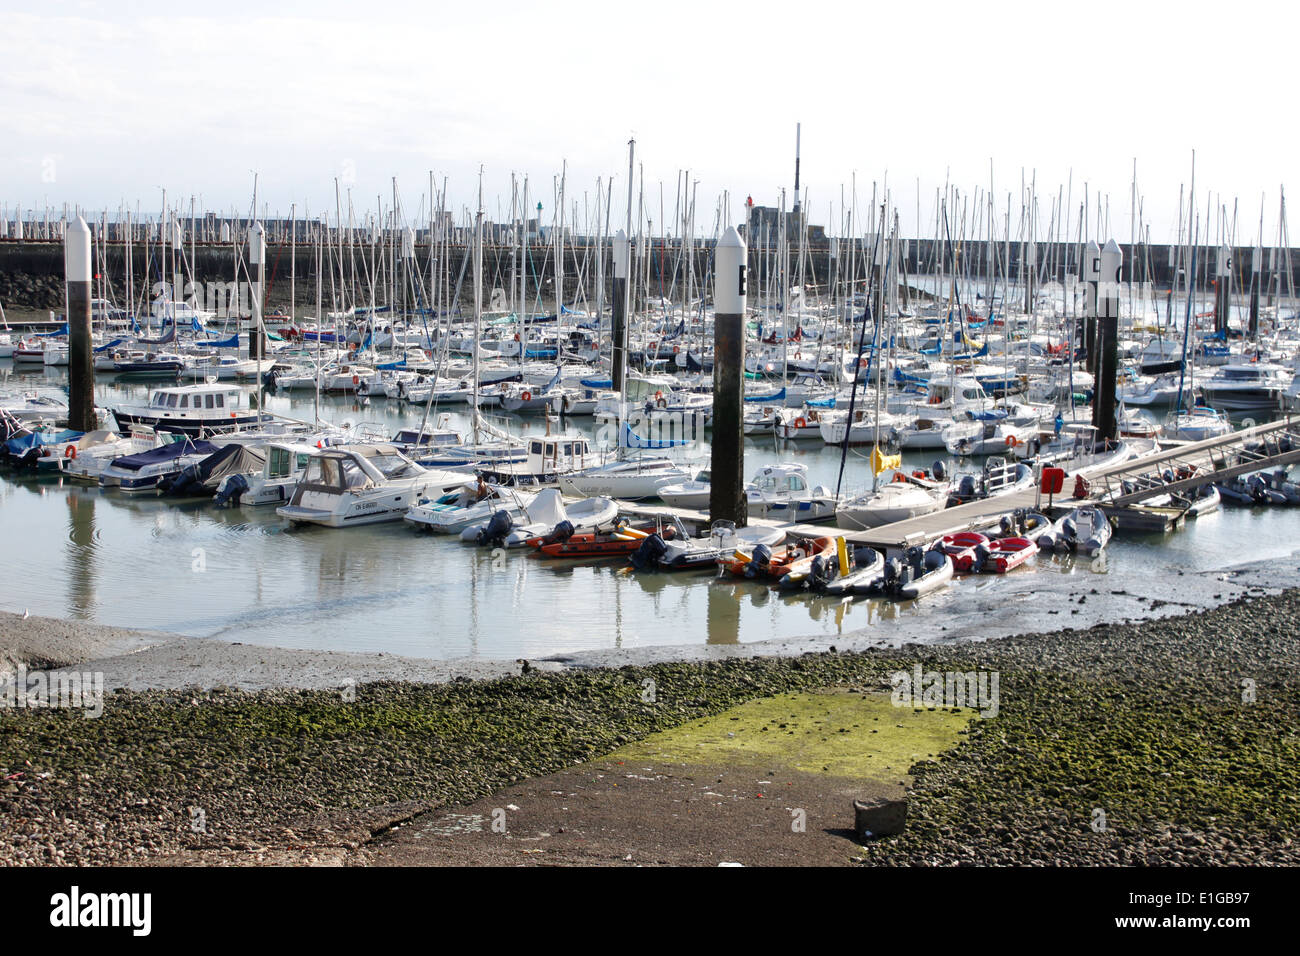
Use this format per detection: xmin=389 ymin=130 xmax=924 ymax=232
xmin=2 ymin=0 xmax=1295 ymax=244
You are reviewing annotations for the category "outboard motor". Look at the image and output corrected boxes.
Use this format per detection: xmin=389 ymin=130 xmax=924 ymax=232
xmin=214 ymin=472 xmax=250 ymax=508
xmin=999 ymin=514 xmax=1014 ymax=535
xmin=541 ymin=519 xmax=576 ymax=545
xmin=809 ymin=553 xmax=832 ymax=586
xmin=629 ymin=532 xmax=669 ymax=572
xmin=160 ymin=464 xmax=201 ymax=496
xmin=884 ymin=557 xmax=902 ymax=584
xmin=931 ymin=460 xmax=946 ymax=481
xmin=1061 ymin=517 xmax=1078 ymax=549
xmin=477 ymin=509 xmax=516 ymax=547
xmin=958 ymin=475 xmax=976 ymax=499
xmin=972 ymin=543 xmax=992 ymax=573
xmin=745 ymin=543 xmax=773 ymax=578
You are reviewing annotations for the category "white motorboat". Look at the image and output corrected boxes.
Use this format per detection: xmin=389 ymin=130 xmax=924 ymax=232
xmin=222 ymin=441 xmax=321 ymax=506
xmin=405 ymin=481 xmax=536 ymax=535
xmin=98 ymin=437 xmax=222 ymax=493
xmin=277 ymin=445 xmax=467 ymax=528
xmin=1198 ymin=362 xmax=1291 ymax=413
xmin=1036 ymin=505 xmax=1112 ymax=556
xmin=462 ymin=488 xmax=620 ymax=548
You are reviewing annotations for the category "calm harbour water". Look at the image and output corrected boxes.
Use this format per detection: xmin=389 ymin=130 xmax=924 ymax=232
xmin=2 ymin=361 xmax=1298 ymax=661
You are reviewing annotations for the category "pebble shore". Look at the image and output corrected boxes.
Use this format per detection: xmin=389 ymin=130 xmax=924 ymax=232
xmin=1 ymin=586 xmax=1296 ymax=865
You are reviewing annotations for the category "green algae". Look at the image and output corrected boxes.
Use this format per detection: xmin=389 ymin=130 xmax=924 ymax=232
xmin=604 ymin=688 xmax=970 ymax=781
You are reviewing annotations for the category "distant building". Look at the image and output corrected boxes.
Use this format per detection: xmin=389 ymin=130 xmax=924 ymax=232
xmin=740 ymin=203 xmax=826 ymax=246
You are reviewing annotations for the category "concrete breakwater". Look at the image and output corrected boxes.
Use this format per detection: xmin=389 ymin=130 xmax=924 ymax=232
xmin=2 ymin=238 xmax=1297 ymax=314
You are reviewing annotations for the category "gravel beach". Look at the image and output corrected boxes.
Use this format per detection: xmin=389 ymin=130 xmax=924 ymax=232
xmin=0 ymin=575 xmax=1296 ymax=866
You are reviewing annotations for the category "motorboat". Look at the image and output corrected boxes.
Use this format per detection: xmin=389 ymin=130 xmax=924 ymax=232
xmin=812 ymin=545 xmax=887 ymax=596
xmin=277 ymin=445 xmax=467 ymax=528
xmin=936 ymin=531 xmax=991 ymax=572
xmin=628 ymin=520 xmax=786 ymax=572
xmin=405 ymin=481 xmax=534 ymax=535
xmin=98 ymin=437 xmax=221 ymax=493
xmin=463 ymin=489 xmax=619 ymax=548
xmin=111 ymin=383 xmax=260 ymax=436
xmin=973 ymin=536 xmax=1038 ymax=573
xmin=1036 ymin=505 xmax=1112 ymax=556
xmin=216 ymin=440 xmax=320 ymax=507
xmin=1198 ymin=363 xmax=1290 ymax=413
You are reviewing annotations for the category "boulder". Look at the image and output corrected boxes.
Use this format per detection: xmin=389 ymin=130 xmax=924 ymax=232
xmin=854 ymin=796 xmax=907 ymax=838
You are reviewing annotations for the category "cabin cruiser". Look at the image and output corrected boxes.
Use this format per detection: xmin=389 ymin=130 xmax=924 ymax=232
xmin=111 ymin=383 xmax=260 ymax=436
xmin=277 ymin=444 xmax=467 ymax=528
xmin=1198 ymin=363 xmax=1291 ymax=413
xmin=477 ymin=435 xmax=601 ymax=488
xmin=223 ymin=441 xmax=321 ymax=506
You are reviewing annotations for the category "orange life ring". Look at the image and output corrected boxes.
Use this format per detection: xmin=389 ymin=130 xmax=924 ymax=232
xmin=673 ymin=345 xmax=680 ymax=354
xmin=656 ymin=397 xmax=668 ymax=409
xmin=352 ymin=375 xmax=360 ymax=385
xmin=64 ymin=444 xmax=77 ymax=459
xmin=522 ymin=390 xmax=533 ymax=401
xmin=514 ymin=333 xmax=520 ymax=342
xmin=794 ymin=417 xmax=807 ymax=429
xmin=1005 ymin=435 xmax=1020 ymax=447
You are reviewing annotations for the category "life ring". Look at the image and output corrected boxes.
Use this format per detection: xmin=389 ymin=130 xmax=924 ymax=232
xmin=352 ymin=375 xmax=360 ymax=385
xmin=64 ymin=444 xmax=77 ymax=459
xmin=522 ymin=390 xmax=533 ymax=401
xmin=673 ymin=345 xmax=680 ymax=354
xmin=1005 ymin=435 xmax=1020 ymax=448
xmin=656 ymin=397 xmax=668 ymax=409
xmin=654 ymin=391 xmax=663 ymax=401
xmin=794 ymin=417 xmax=807 ymax=429
xmin=514 ymin=333 xmax=520 ymax=342
xmin=795 ymin=351 xmax=802 ymax=359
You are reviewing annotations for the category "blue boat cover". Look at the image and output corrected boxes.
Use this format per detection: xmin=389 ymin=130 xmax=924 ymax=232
xmin=111 ymin=439 xmax=219 ymax=471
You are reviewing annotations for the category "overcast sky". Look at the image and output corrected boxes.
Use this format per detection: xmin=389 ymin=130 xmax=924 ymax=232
xmin=3 ymin=0 xmax=1294 ymax=245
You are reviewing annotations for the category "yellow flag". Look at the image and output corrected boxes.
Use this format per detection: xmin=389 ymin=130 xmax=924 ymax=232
xmin=871 ymin=446 xmax=901 ymax=475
